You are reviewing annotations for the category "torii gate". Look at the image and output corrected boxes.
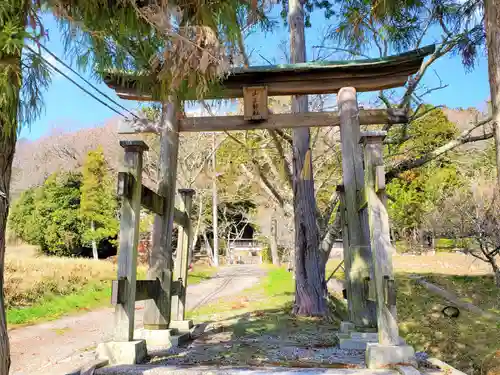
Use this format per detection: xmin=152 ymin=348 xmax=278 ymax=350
xmin=97 ymin=45 xmax=435 ymax=369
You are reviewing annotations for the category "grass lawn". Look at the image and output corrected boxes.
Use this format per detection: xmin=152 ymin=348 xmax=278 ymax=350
xmin=5 ymin=245 xmax=217 ymax=327
xmin=187 ymin=267 xmax=344 ymax=355
xmin=188 ymin=265 xmax=500 ymax=375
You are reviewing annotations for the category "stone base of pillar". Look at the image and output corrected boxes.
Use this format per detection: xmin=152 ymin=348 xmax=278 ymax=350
xmin=365 ymin=343 xmax=416 ymax=369
xmin=337 ymin=331 xmax=378 ymax=350
xmin=339 ymin=321 xmax=355 ymax=334
xmin=169 ymin=319 xmax=194 ymax=332
xmin=96 ymin=340 xmax=147 ymax=365
xmin=338 ymin=332 xmax=407 ymax=350
xmin=135 ymin=328 xmax=189 ymax=348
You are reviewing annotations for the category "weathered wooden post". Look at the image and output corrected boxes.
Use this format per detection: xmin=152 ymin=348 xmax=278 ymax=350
xmin=171 ymin=188 xmax=195 ymax=332
xmin=114 ymin=140 xmax=148 ymax=341
xmin=143 ymin=100 xmax=180 ymax=343
xmin=338 ymin=87 xmax=376 ymax=329
xmin=336 ymin=185 xmax=349 ymax=262
xmin=96 ymin=140 xmax=148 ymax=365
xmin=360 ymin=131 xmax=415 ymax=368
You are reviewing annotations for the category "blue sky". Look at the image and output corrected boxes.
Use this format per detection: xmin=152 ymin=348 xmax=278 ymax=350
xmin=22 ymin=9 xmax=490 ymax=141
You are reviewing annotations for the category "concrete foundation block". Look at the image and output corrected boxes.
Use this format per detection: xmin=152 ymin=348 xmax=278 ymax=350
xmin=96 ymin=340 xmax=147 ymax=365
xmin=339 ymin=338 xmax=372 ymax=350
xmin=337 ymin=331 xmax=378 ymax=350
xmin=135 ymin=328 xmax=192 ymax=349
xmin=395 ymin=365 xmax=423 ymax=375
xmin=350 ymin=332 xmax=378 ymax=340
xmin=169 ymin=320 xmax=194 ymax=332
xmin=365 ymin=343 xmax=416 ymax=369
xmin=135 ymin=328 xmax=178 ymax=347
xmin=339 ymin=321 xmax=356 ymax=333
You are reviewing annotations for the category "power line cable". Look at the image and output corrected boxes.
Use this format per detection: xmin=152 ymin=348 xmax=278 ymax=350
xmin=25 ymin=45 xmax=128 ymax=119
xmin=37 ymin=44 xmax=139 ymax=120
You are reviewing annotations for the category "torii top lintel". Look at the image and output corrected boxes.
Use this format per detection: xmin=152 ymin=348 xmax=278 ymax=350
xmin=103 ymin=45 xmax=435 ymax=102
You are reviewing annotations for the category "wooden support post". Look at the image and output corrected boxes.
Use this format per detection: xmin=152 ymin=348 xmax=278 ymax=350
xmin=336 ymin=185 xmax=349 ymax=274
xmin=144 ymin=100 xmax=180 ymax=330
xmin=360 ymin=130 xmax=399 ymax=345
xmin=172 ymin=189 xmax=195 ymax=322
xmin=338 ymin=87 xmax=376 ymax=328
xmin=114 ymin=140 xmax=148 ymax=341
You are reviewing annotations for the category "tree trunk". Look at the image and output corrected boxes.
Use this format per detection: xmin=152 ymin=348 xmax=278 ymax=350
xmin=485 ymin=0 xmax=500 ymax=184
xmin=491 ymin=261 xmax=500 ymax=287
xmin=91 ymin=220 xmax=98 ymax=259
xmin=0 ymin=134 xmax=15 ymax=375
xmin=0 ymin=4 xmax=24 ymax=369
xmin=289 ymin=0 xmax=327 ymax=316
xmin=212 ymin=133 xmax=219 ymax=266
xmin=270 ymin=218 xmax=280 ymax=265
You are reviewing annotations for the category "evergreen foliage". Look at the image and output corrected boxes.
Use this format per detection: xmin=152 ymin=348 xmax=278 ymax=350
xmin=80 ymin=147 xmax=118 ymax=249
xmin=386 ymin=108 xmax=461 ymax=235
xmin=9 ymin=151 xmax=119 ymax=257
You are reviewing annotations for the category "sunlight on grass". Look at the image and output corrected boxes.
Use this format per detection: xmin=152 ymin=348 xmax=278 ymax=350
xmin=187 ymin=265 xmax=499 ymax=375
xmin=5 ymin=245 xmax=217 ymax=326
xmin=397 ymin=275 xmax=500 ymax=375
xmin=7 ymin=282 xmax=113 ymax=326
xmin=188 ymin=266 xmax=341 ymax=352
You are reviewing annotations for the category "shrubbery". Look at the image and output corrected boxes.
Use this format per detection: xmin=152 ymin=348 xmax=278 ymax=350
xmin=9 ymin=149 xmax=119 ymax=257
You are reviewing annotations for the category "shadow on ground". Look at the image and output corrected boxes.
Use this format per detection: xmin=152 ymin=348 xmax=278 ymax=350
xmin=141 ymin=298 xmax=362 ymax=370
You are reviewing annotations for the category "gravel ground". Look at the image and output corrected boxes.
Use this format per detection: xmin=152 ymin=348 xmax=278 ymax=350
xmin=9 ymin=265 xmax=265 ymax=375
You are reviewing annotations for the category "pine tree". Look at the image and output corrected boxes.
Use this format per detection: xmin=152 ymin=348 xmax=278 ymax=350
xmin=80 ymin=147 xmax=118 ymax=259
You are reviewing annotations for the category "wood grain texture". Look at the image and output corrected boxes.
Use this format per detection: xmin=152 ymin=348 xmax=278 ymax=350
xmin=111 ymin=280 xmax=161 ymax=304
xmin=336 ymin=185 xmax=350 ymax=277
xmin=114 ymin=142 xmax=147 ymax=341
xmin=117 ymin=109 xmax=408 ymax=134
xmin=339 ymin=87 xmax=376 ymax=328
xmin=361 ymin=132 xmax=399 ymax=345
xmin=143 ymin=101 xmax=180 ymax=330
xmin=171 ymin=189 xmax=195 ymax=321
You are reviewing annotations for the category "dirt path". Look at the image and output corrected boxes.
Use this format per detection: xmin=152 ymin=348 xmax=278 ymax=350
xmin=9 ymin=265 xmax=266 ymax=375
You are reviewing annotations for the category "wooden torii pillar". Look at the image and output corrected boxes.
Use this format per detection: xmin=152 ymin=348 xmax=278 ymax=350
xmin=338 ymin=87 xmax=377 ymax=329
xmin=359 ymin=130 xmax=415 ymax=368
xmin=96 ymin=134 xmax=196 ymax=365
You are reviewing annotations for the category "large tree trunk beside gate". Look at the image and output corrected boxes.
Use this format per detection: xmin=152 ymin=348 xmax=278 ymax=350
xmin=485 ymin=0 xmax=500 ymax=184
xmin=0 ymin=3 xmax=24 ymax=369
xmin=289 ymin=0 xmax=328 ymax=316
xmin=0 ymin=136 xmax=15 ymax=375
xmin=0 ymin=79 xmax=19 ymax=375
xmin=485 ymin=0 xmax=500 ymax=286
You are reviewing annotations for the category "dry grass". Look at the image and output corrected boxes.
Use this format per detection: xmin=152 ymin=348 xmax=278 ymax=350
xmin=327 ymin=253 xmax=493 ymax=278
xmin=392 ymin=253 xmax=494 ymax=275
xmin=4 ymin=245 xmax=216 ymax=312
xmin=4 ymin=245 xmax=118 ymax=309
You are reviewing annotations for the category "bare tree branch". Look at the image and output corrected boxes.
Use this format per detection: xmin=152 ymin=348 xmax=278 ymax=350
xmin=386 ymin=117 xmax=493 ymax=180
